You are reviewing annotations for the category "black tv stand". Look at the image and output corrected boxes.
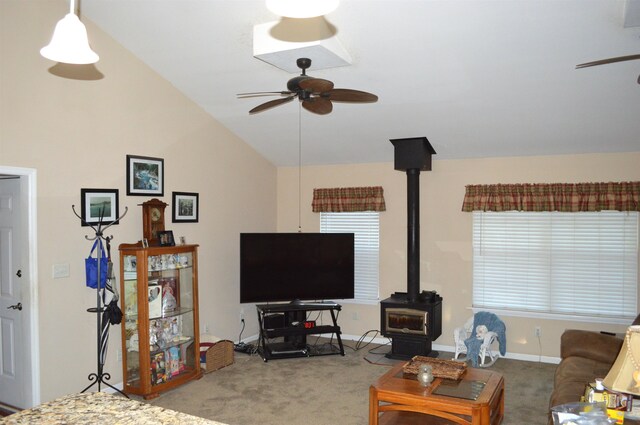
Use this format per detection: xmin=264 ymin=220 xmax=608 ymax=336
xmin=256 ymin=301 xmax=344 ymax=362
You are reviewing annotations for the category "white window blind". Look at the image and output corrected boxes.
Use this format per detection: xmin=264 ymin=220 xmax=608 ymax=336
xmin=473 ymin=211 xmax=638 ymax=320
xmin=320 ymin=212 xmax=380 ymax=301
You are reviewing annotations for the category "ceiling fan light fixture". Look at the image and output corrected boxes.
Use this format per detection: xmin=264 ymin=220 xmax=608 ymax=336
xmin=266 ymin=0 xmax=339 ymax=18
xmin=40 ymin=0 xmax=99 ymax=64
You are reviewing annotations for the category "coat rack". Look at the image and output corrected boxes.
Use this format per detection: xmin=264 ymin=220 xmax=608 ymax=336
xmin=72 ymin=204 xmax=128 ymax=397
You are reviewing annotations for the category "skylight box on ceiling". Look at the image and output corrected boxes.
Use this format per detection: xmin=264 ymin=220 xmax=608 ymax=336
xmin=624 ymin=0 xmax=640 ymax=27
xmin=253 ymin=20 xmax=351 ymax=73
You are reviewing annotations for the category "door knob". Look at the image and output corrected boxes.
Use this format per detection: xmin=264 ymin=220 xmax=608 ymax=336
xmin=16 ymin=270 xmax=22 ymax=278
xmin=7 ymin=303 xmax=22 ymax=311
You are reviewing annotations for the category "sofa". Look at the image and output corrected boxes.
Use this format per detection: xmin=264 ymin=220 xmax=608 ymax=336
xmin=548 ymin=314 xmax=640 ymax=424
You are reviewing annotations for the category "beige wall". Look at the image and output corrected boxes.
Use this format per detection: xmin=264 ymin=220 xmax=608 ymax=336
xmin=277 ymin=152 xmax=640 ymax=359
xmin=3 ymin=0 xmax=640 ymax=409
xmin=1 ymin=1 xmax=276 ymax=403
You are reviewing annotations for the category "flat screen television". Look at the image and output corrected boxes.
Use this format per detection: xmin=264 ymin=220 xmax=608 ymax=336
xmin=240 ymin=233 xmax=355 ymax=304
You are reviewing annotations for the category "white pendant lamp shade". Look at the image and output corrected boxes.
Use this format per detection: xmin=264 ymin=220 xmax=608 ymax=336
xmin=41 ymin=12 xmax=99 ymax=64
xmin=266 ymin=0 xmax=339 ymax=18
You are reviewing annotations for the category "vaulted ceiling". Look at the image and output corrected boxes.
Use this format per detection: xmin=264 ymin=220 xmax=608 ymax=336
xmin=82 ymin=0 xmax=640 ymax=167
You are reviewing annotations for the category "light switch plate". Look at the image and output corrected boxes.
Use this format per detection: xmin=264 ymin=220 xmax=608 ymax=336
xmin=53 ymin=263 xmax=70 ymax=279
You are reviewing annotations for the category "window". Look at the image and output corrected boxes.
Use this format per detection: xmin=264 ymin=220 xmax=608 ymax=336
xmin=320 ymin=211 xmax=380 ymax=302
xmin=473 ymin=211 xmax=638 ymax=321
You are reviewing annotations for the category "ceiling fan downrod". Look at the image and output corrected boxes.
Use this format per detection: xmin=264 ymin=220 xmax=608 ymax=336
xmin=287 ymin=58 xmax=313 ymax=92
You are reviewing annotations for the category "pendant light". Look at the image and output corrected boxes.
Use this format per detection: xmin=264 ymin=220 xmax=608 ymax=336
xmin=40 ymin=0 xmax=99 ymax=64
xmin=266 ymin=0 xmax=339 ymax=18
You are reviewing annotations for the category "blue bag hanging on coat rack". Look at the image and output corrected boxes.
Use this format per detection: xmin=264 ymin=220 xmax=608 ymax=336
xmin=85 ymin=239 xmax=108 ymax=289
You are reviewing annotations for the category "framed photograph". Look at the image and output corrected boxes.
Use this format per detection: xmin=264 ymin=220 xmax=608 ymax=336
xmin=126 ymin=155 xmax=164 ymax=196
xmin=158 ymin=230 xmax=175 ymax=247
xmin=172 ymin=192 xmax=199 ymax=223
xmin=80 ymin=189 xmax=119 ymax=226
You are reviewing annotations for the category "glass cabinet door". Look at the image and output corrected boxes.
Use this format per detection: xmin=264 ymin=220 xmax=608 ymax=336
xmin=122 ymin=253 xmax=141 ymax=390
xmin=146 ymin=251 xmax=196 ymax=387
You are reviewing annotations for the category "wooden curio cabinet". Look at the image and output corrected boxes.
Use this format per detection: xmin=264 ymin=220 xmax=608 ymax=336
xmin=119 ymin=243 xmax=202 ymax=399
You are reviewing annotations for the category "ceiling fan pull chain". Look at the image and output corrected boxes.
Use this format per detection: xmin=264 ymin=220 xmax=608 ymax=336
xmin=298 ymin=103 xmax=302 ymax=232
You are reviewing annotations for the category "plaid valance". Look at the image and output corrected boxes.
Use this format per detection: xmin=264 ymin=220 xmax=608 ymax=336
xmin=462 ymin=182 xmax=640 ymax=212
xmin=312 ymin=186 xmax=386 ymax=213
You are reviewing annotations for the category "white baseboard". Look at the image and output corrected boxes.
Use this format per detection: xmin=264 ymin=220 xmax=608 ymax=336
xmin=236 ymin=331 xmax=561 ymax=364
xmin=100 ymin=381 xmax=124 ymax=393
xmin=339 ymin=333 xmax=561 ymax=365
xmin=238 ymin=333 xmax=259 ymax=344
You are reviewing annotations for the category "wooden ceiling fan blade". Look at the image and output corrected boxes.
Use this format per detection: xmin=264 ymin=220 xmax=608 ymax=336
xmin=576 ymin=54 xmax=640 ymax=69
xmin=325 ymin=89 xmax=378 ymax=103
xmin=302 ymin=98 xmax=333 ymax=115
xmin=249 ymin=95 xmax=295 ymax=114
xmin=299 ymin=78 xmax=334 ymax=93
xmin=237 ymin=91 xmax=293 ymax=98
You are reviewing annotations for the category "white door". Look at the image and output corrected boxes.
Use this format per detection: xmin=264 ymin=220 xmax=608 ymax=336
xmin=0 ymin=177 xmax=25 ymax=408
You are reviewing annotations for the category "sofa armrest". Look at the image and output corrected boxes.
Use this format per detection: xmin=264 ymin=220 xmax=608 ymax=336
xmin=560 ymin=329 xmax=623 ymax=364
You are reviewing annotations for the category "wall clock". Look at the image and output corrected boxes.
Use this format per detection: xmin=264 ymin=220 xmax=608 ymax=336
xmin=140 ymin=198 xmax=167 ymax=246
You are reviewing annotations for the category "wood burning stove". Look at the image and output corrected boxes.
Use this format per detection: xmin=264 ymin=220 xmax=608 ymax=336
xmin=381 ymin=137 xmax=443 ymax=359
xmin=380 ymin=292 xmax=442 ymax=359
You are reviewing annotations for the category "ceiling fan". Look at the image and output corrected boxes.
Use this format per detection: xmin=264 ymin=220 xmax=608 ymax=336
xmin=238 ymin=58 xmax=378 ymax=115
xmin=576 ymin=54 xmax=640 ymax=84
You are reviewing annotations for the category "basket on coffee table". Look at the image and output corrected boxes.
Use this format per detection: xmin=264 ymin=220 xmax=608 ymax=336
xmin=403 ymin=355 xmax=467 ymax=380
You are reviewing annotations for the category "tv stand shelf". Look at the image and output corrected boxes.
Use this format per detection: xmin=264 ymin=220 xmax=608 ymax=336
xmin=256 ymin=302 xmax=345 ymax=362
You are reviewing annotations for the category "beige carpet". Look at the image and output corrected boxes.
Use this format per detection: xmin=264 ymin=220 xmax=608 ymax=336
xmin=147 ymin=341 xmax=556 ymax=425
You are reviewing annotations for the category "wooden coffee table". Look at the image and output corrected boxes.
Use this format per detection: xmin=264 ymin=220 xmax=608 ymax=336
xmin=369 ymin=361 xmax=504 ymax=425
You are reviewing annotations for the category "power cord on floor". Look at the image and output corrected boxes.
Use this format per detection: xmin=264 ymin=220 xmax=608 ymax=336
xmin=239 ymin=318 xmax=245 ymax=341
xmin=341 ymin=329 xmax=388 ymax=353
xmin=356 ymin=330 xmax=380 ymax=351
xmin=234 ymin=342 xmax=256 ymax=354
xmin=234 ymin=318 xmax=256 ymax=354
xmin=537 ymin=333 xmax=542 ymax=363
xmin=356 ymin=330 xmax=393 ymax=366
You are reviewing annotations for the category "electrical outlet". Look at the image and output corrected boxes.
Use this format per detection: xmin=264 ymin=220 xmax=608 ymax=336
xmin=204 ymin=324 xmax=210 ymax=334
xmin=240 ymin=309 xmax=244 ymax=322
xmin=535 ymin=326 xmax=542 ymax=337
xmin=117 ymin=349 xmax=122 ymax=362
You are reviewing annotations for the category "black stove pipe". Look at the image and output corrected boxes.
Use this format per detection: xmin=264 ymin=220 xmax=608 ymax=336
xmin=390 ymin=137 xmax=436 ymax=304
xmin=406 ymin=168 xmax=420 ymax=303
